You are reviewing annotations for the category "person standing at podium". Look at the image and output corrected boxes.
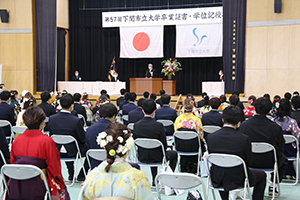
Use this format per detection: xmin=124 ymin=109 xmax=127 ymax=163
xmin=72 ymin=70 xmax=82 ymax=81
xmin=145 ymin=63 xmax=155 ymax=78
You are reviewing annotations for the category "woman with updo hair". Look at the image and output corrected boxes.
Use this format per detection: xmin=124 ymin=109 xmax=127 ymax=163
xmin=243 ymin=95 xmax=256 ymax=117
xmin=10 ymin=107 xmax=70 ymax=199
xmin=199 ymin=95 xmax=212 ymax=115
xmin=16 ymin=95 xmax=37 ymax=126
xmin=79 ymin=122 xmax=154 ymax=200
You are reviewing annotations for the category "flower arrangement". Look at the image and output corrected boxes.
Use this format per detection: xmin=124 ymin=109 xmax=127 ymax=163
xmin=161 ymin=58 xmax=182 ymax=76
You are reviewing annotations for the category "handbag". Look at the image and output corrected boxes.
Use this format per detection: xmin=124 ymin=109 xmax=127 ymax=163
xmin=187 ymin=190 xmax=203 ymax=200
xmin=160 ymin=162 xmax=174 ymax=196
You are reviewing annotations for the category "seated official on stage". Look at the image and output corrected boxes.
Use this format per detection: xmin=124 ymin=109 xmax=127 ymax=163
xmin=72 ymin=70 xmax=82 ymax=81
xmin=79 ymin=123 xmax=154 ymax=200
xmin=207 ymin=105 xmax=266 ymax=200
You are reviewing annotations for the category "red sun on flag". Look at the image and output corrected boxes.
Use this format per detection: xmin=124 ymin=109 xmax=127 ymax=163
xmin=132 ymin=32 xmax=150 ymax=52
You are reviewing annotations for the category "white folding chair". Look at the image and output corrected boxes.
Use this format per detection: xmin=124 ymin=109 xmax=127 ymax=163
xmin=0 ymin=150 xmax=6 ymax=193
xmin=156 ymin=119 xmax=174 ymax=127
xmin=251 ymin=142 xmax=280 ymax=199
xmin=1 ymin=164 xmax=51 ymax=200
xmin=0 ymin=120 xmax=13 ymax=144
xmin=44 ymin=117 xmax=49 ymax=123
xmin=202 ymin=125 xmax=221 ymax=134
xmin=205 ymin=153 xmax=252 ymax=200
xmin=78 ymin=114 xmax=87 ymax=127
xmin=122 ymin=115 xmax=128 ymax=124
xmin=92 ymin=197 xmax=133 ymax=200
xmin=173 ymin=131 xmax=202 ymax=175
xmin=51 ymin=135 xmax=86 ymax=187
xmin=155 ymin=172 xmax=207 ymax=200
xmin=281 ymin=135 xmax=299 ymax=185
xmin=86 ymin=149 xmax=106 ymax=172
xmin=11 ymin=126 xmax=27 ymax=139
xmin=127 ymin=123 xmax=134 ymax=131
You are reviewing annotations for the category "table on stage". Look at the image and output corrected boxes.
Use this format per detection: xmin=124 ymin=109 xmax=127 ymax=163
xmin=202 ymin=81 xmax=224 ymax=96
xmin=57 ymin=81 xmax=126 ymax=95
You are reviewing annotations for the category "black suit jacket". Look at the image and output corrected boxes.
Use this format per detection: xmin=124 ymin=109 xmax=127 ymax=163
xmin=128 ymin=107 xmax=144 ymax=124
xmin=116 ymin=96 xmax=125 ymax=107
xmin=133 ymin=117 xmax=167 ymax=163
xmin=155 ymin=98 xmax=163 ymax=107
xmin=0 ymin=128 xmax=10 ymax=167
xmin=207 ymin=126 xmax=254 ymax=191
xmin=37 ymin=102 xmax=56 ymax=117
xmin=197 ymin=99 xmax=205 ymax=108
xmin=202 ymin=110 xmax=223 ymax=127
xmin=291 ymin=110 xmax=300 ymax=127
xmin=48 ymin=111 xmax=87 ymax=157
xmin=239 ymin=115 xmax=286 ymax=168
xmin=145 ymin=68 xmax=155 ymax=78
xmin=73 ymin=102 xmax=87 ymax=121
xmin=72 ymin=75 xmax=81 ymax=81
xmin=154 ymin=105 xmax=177 ymax=136
xmin=0 ymin=102 xmax=16 ymax=136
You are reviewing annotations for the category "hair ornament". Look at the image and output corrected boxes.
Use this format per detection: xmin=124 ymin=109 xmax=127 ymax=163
xmin=106 ymin=135 xmax=113 ymax=143
xmin=123 ymin=130 xmax=128 ymax=135
xmin=117 ymin=136 xmax=124 ymax=143
xmin=248 ymin=99 xmax=253 ymax=104
xmin=124 ymin=136 xmax=134 ymax=150
xmin=109 ymin=149 xmax=116 ymax=156
xmin=96 ymin=131 xmax=108 ymax=147
xmin=275 ymin=102 xmax=280 ymax=109
xmin=116 ymin=145 xmax=123 ymax=154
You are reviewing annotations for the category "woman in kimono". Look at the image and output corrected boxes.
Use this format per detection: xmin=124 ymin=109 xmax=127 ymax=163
xmin=79 ymin=122 xmax=154 ymax=200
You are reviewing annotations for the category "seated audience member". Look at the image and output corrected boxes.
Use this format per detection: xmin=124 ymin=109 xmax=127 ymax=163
xmin=37 ymin=91 xmax=56 ymax=117
xmin=293 ymin=91 xmax=299 ymax=97
xmin=182 ymin=94 xmax=201 ymax=118
xmin=128 ymin=98 xmax=145 ymax=124
xmin=119 ymin=92 xmax=129 ymax=111
xmin=73 ymin=93 xmax=87 ymax=121
xmin=81 ymin=92 xmax=93 ymax=125
xmin=218 ymin=94 xmax=230 ymax=111
xmin=133 ymin=99 xmax=177 ymax=186
xmin=86 ymin=103 xmax=118 ymax=169
xmin=116 ymin=88 xmax=127 ymax=107
xmin=137 ymin=91 xmax=149 ymax=106
xmin=263 ymin=93 xmax=271 ymax=100
xmin=0 ymin=128 xmax=10 ymax=167
xmin=92 ymin=90 xmax=109 ymax=114
xmin=79 ymin=123 xmax=154 ymax=200
xmin=10 ymin=90 xmax=20 ymax=115
xmin=229 ymin=94 xmax=239 ymax=107
xmin=202 ymin=97 xmax=223 ymax=139
xmin=122 ymin=92 xmax=137 ymax=125
xmin=154 ymin=94 xmax=177 ymax=136
xmin=199 ymin=95 xmax=211 ymax=115
xmin=150 ymin=93 xmax=160 ymax=109
xmin=232 ymin=90 xmax=244 ymax=110
xmin=0 ymin=90 xmax=16 ymax=136
xmin=207 ymin=105 xmax=266 ymax=200
xmin=156 ymin=89 xmax=165 ymax=107
xmin=175 ymin=98 xmax=204 ymax=173
xmin=10 ymin=107 xmax=70 ymax=199
xmin=239 ymin=97 xmax=287 ymax=195
xmin=243 ymin=95 xmax=256 ymax=117
xmin=48 ymin=93 xmax=88 ymax=182
xmin=273 ymin=98 xmax=300 ymax=178
xmin=291 ymin=96 xmax=300 ymax=127
xmin=17 ymin=96 xmax=36 ymax=126
xmin=197 ymin=92 xmax=207 ymax=108
xmin=284 ymin=92 xmax=292 ymax=101
xmin=270 ymin=95 xmax=281 ymax=117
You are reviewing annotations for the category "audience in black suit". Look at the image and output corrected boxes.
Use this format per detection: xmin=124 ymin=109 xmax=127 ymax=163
xmin=86 ymin=103 xmax=118 ymax=169
xmin=154 ymin=94 xmax=177 ymax=136
xmin=48 ymin=94 xmax=88 ymax=181
xmin=133 ymin=99 xmax=177 ymax=186
xmin=73 ymin=93 xmax=87 ymax=122
xmin=0 ymin=128 xmax=10 ymax=168
xmin=137 ymin=91 xmax=149 ymax=106
xmin=122 ymin=92 xmax=137 ymax=125
xmin=232 ymin=91 xmax=244 ymax=110
xmin=116 ymin=88 xmax=127 ymax=107
xmin=0 ymin=90 xmax=16 ymax=136
xmin=37 ymin=91 xmax=56 ymax=117
xmin=128 ymin=98 xmax=144 ymax=124
xmin=119 ymin=92 xmax=129 ymax=111
xmin=197 ymin=92 xmax=207 ymax=108
xmin=207 ymin=105 xmax=266 ymax=200
xmin=239 ymin=97 xmax=287 ymax=195
xmin=202 ymin=97 xmax=223 ymax=139
xmin=155 ymin=90 xmax=165 ymax=107
xmin=291 ymin=96 xmax=300 ymax=127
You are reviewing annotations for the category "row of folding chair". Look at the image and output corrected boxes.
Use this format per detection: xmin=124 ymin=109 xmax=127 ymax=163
xmin=0 ymin=119 xmax=27 ymax=146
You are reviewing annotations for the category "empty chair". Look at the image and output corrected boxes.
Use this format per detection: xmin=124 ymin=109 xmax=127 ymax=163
xmin=155 ymin=172 xmax=207 ymax=200
xmin=86 ymin=149 xmax=106 ymax=171
xmin=1 ymin=164 xmax=51 ymax=200
xmin=205 ymin=153 xmax=252 ymax=200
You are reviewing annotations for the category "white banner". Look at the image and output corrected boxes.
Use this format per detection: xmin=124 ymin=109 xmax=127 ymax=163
xmin=176 ymin=23 xmax=223 ymax=57
xmin=103 ymin=7 xmax=222 ymax=27
xmin=120 ymin=26 xmax=163 ymax=58
xmin=0 ymin=64 xmax=2 ymax=84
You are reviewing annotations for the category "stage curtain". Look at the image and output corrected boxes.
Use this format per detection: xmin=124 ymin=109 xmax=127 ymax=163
xmin=57 ymin=28 xmax=66 ymax=81
xmin=69 ymin=0 xmax=223 ymax=95
xmin=35 ymin=0 xmax=56 ymax=91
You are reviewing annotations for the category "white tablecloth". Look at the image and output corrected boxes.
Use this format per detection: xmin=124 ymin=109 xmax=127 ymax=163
xmin=202 ymin=81 xmax=224 ymax=96
xmin=57 ymin=81 xmax=126 ymax=95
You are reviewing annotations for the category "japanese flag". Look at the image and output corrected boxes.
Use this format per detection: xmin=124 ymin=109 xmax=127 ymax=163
xmin=120 ymin=26 xmax=164 ymax=58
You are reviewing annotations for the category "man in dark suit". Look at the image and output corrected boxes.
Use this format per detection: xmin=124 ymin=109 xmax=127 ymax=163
xmin=232 ymin=91 xmax=244 ymax=110
xmin=145 ymin=63 xmax=155 ymax=78
xmin=72 ymin=70 xmax=81 ymax=81
xmin=155 ymin=90 xmax=165 ymax=107
xmin=197 ymin=92 xmax=207 ymax=108
xmin=0 ymin=90 xmax=16 ymax=136
xmin=154 ymin=94 xmax=177 ymax=136
xmin=291 ymin=96 xmax=300 ymax=127
xmin=133 ymin=99 xmax=177 ymax=186
xmin=202 ymin=97 xmax=223 ymax=139
xmin=122 ymin=92 xmax=137 ymax=125
xmin=207 ymin=105 xmax=266 ymax=200
xmin=86 ymin=103 xmax=117 ymax=169
xmin=239 ymin=97 xmax=287 ymax=195
xmin=128 ymin=98 xmax=144 ymax=124
xmin=48 ymin=94 xmax=88 ymax=181
xmin=73 ymin=93 xmax=87 ymax=122
xmin=37 ymin=91 xmax=56 ymax=117
xmin=116 ymin=88 xmax=127 ymax=107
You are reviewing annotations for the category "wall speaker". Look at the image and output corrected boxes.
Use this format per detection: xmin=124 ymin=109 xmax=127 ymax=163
xmin=274 ymin=0 xmax=282 ymax=13
xmin=0 ymin=9 xmax=9 ymax=23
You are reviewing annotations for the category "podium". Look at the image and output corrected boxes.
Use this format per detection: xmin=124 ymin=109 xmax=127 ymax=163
xmin=130 ymin=78 xmax=162 ymax=95
xmin=202 ymin=81 xmax=225 ymax=96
